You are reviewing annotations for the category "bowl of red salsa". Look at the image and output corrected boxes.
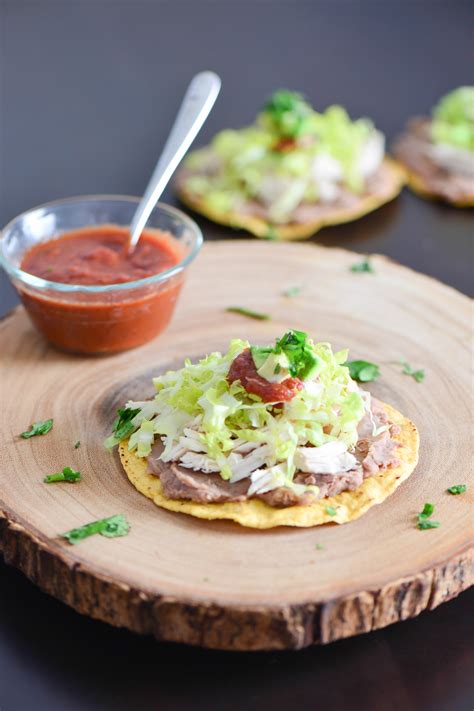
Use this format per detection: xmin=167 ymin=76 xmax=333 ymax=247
xmin=0 ymin=196 xmax=202 ymax=354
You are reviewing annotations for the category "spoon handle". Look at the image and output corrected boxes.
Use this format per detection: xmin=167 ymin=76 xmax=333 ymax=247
xmin=128 ymin=71 xmax=221 ymax=251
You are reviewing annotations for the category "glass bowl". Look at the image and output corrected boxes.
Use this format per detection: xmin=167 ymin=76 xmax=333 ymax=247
xmin=0 ymin=196 xmax=202 ymax=354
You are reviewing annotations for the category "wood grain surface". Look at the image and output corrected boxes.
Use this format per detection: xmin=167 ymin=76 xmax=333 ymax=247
xmin=0 ymin=241 xmax=472 ymax=651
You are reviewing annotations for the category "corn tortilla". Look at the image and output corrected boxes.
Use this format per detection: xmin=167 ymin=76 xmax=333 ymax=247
xmin=119 ymin=401 xmax=419 ymax=529
xmin=398 ymin=163 xmax=474 ymax=208
xmin=176 ymin=158 xmax=405 ymax=241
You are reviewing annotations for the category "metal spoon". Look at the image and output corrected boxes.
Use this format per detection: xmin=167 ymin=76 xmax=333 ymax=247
xmin=128 ymin=70 xmax=221 ymax=252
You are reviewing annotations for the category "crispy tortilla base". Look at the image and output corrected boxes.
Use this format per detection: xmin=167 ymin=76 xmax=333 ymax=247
xmin=398 ymin=163 xmax=474 ymax=208
xmin=119 ymin=402 xmax=419 ymax=529
xmin=176 ymin=158 xmax=405 ymax=240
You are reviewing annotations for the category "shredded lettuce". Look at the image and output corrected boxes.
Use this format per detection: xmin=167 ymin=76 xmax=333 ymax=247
xmin=128 ymin=420 xmax=155 ymax=457
xmin=310 ymin=106 xmax=373 ymax=191
xmin=106 ymin=333 xmax=365 ymax=494
xmin=431 ymin=87 xmax=474 ymax=152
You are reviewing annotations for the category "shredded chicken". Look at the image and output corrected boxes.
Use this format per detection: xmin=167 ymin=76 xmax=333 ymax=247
xmin=149 ymin=392 xmax=401 ymax=507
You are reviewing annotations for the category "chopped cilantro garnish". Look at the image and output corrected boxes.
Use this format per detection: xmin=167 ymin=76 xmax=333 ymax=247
xmin=263 ymin=90 xmax=313 ymax=138
xmin=315 ymin=543 xmax=325 ymax=550
xmin=350 ymin=258 xmax=374 ymax=273
xmin=419 ymin=502 xmax=434 ymax=519
xmin=447 ymin=484 xmax=467 ymax=495
xmin=44 ymin=467 xmax=81 ymax=484
xmin=252 ymin=330 xmax=321 ymax=381
xmin=400 ymin=361 xmax=425 ymax=383
xmin=282 ymin=286 xmax=301 ymax=297
xmin=226 ymin=307 xmax=271 ymax=321
xmin=418 ymin=520 xmax=441 ymax=530
xmin=347 ymin=360 xmax=380 ymax=383
xmin=416 ymin=502 xmax=440 ymax=530
xmin=276 ymin=330 xmax=320 ymax=380
xmin=325 ymin=506 xmax=337 ymax=516
xmin=112 ymin=407 xmax=141 ymax=441
xmin=74 ymin=440 xmax=81 ymax=449
xmin=104 ymin=407 xmax=141 ymax=449
xmin=62 ymin=514 xmax=129 ymax=545
xmin=20 ymin=419 xmax=54 ymax=439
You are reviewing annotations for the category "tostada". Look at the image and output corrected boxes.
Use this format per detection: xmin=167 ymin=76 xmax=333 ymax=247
xmin=107 ymin=331 xmax=419 ymax=528
xmin=393 ymin=86 xmax=474 ymax=206
xmin=175 ymin=90 xmax=405 ymax=239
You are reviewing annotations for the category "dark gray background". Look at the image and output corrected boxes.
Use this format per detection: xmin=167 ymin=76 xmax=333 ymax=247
xmin=0 ymin=1 xmax=473 ymax=710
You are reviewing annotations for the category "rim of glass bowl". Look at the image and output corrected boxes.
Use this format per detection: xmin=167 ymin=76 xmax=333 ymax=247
xmin=0 ymin=195 xmax=203 ymax=294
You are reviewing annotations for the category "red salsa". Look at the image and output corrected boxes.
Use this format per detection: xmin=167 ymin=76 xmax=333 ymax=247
xmin=227 ymin=348 xmax=303 ymax=402
xmin=19 ymin=225 xmax=185 ymax=354
xmin=21 ymin=225 xmax=179 ymax=285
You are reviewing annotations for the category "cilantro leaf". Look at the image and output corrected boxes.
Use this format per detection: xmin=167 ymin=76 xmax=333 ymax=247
xmin=112 ymin=407 xmax=141 ymax=441
xmin=274 ymin=330 xmax=320 ymax=380
xmin=325 ymin=506 xmax=337 ymax=516
xmin=315 ymin=543 xmax=325 ymax=550
xmin=350 ymin=258 xmax=374 ymax=273
xmin=416 ymin=502 xmax=440 ymax=529
xmin=44 ymin=466 xmax=81 ymax=484
xmin=263 ymin=90 xmax=312 ymax=138
xmin=400 ymin=361 xmax=425 ymax=383
xmin=20 ymin=419 xmax=54 ymax=439
xmin=226 ymin=307 xmax=271 ymax=321
xmin=282 ymin=286 xmax=301 ymax=297
xmin=62 ymin=514 xmax=129 ymax=545
xmin=105 ymin=407 xmax=141 ymax=450
xmin=419 ymin=502 xmax=434 ymax=519
xmin=447 ymin=484 xmax=467 ymax=495
xmin=251 ymin=330 xmax=322 ymax=381
xmin=418 ymin=519 xmax=441 ymax=530
xmin=347 ymin=360 xmax=380 ymax=383
xmin=74 ymin=440 xmax=81 ymax=449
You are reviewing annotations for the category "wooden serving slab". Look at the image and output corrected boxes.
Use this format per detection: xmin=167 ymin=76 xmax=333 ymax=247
xmin=0 ymin=241 xmax=472 ymax=651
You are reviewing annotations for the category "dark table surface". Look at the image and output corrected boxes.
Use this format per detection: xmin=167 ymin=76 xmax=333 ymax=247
xmin=0 ymin=2 xmax=473 ymax=710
